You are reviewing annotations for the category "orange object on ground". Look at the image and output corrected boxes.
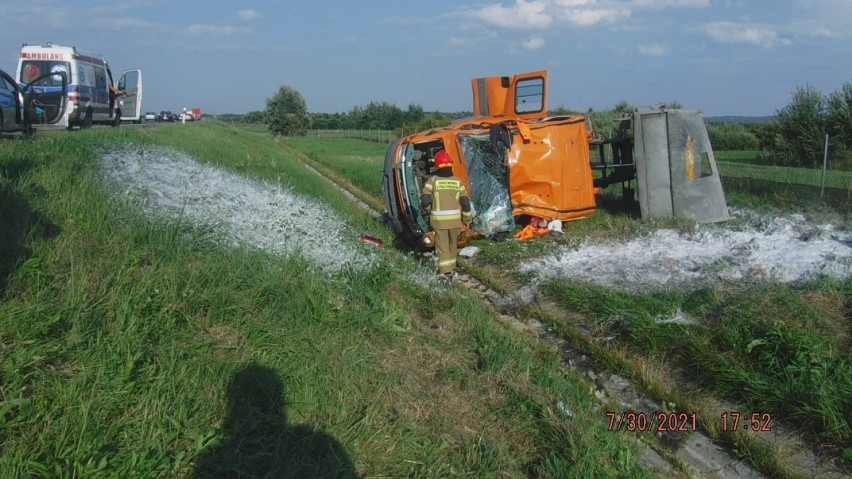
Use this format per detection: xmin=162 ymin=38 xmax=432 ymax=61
xmin=514 ymin=216 xmax=550 ymax=240
xmin=514 ymin=224 xmax=549 ymax=240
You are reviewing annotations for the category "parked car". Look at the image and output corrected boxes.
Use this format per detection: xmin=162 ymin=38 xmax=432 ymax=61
xmin=159 ymin=110 xmax=176 ymax=122
xmin=144 ymin=112 xmax=157 ymax=121
xmin=0 ymin=68 xmax=65 ymax=135
xmin=0 ymin=70 xmax=24 ymax=134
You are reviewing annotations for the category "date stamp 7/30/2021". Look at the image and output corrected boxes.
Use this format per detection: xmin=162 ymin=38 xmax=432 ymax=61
xmin=606 ymin=412 xmax=698 ymax=432
xmin=607 ymin=411 xmax=773 ymax=433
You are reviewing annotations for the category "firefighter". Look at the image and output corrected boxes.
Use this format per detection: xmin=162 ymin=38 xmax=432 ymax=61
xmin=420 ymin=150 xmax=475 ymax=278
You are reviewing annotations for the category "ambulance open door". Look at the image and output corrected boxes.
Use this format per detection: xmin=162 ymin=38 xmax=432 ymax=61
xmin=118 ymin=69 xmax=143 ymax=122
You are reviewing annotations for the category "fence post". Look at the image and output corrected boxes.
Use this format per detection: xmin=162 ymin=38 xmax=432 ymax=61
xmin=821 ymin=134 xmax=829 ymax=198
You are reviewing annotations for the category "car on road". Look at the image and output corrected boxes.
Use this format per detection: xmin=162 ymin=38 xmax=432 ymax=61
xmin=158 ymin=110 xmax=175 ymax=122
xmin=144 ymin=112 xmax=157 ymax=121
xmin=1 ymin=68 xmax=65 ymax=135
xmin=0 ymin=69 xmax=25 ymax=134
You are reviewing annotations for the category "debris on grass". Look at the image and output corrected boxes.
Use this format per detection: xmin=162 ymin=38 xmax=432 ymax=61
xmin=654 ymin=309 xmax=697 ymax=325
xmin=521 ymin=209 xmax=852 ymax=292
xmin=100 ymin=145 xmax=376 ymax=272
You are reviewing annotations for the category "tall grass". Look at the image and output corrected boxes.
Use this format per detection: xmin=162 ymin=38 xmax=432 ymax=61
xmin=714 ymin=150 xmax=850 ymax=216
xmin=286 ymin=136 xmax=387 ymax=200
xmin=541 ymin=280 xmax=852 ymax=450
xmin=0 ymin=126 xmax=655 ymax=478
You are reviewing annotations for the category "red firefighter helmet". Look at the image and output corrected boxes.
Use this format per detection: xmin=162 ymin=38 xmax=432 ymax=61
xmin=434 ymin=150 xmax=453 ymax=169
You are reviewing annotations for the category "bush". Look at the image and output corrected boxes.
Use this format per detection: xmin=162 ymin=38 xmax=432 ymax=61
xmin=706 ymin=122 xmax=760 ymax=150
xmin=265 ymin=85 xmax=312 ymax=136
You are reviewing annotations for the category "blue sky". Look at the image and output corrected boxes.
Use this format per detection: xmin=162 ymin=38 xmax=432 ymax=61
xmin=0 ymin=0 xmax=849 ymax=117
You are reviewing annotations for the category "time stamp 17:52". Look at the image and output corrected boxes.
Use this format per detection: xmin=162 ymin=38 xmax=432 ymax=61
xmin=720 ymin=412 xmax=773 ymax=432
xmin=606 ymin=411 xmax=773 ymax=432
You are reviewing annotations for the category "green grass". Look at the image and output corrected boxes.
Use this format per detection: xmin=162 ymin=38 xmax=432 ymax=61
xmin=304 ymin=129 xmax=398 ymax=144
xmin=717 ymin=160 xmax=852 ymax=190
xmin=0 ymin=125 xmax=656 ymax=478
xmin=286 ymin=136 xmax=387 ymax=200
xmin=292 ymin=134 xmax=852 ymax=466
xmin=539 ymin=280 xmax=852 ymax=449
xmin=714 ymin=150 xmax=763 ymax=164
xmin=714 ymin=150 xmax=850 ymax=216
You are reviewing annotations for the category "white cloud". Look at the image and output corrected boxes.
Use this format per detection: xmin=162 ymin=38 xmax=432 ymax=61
xmin=630 ymin=0 xmax=709 ymax=8
xmin=789 ymin=0 xmax=851 ymax=39
xmin=704 ymin=21 xmax=792 ymax=48
xmin=239 ymin=9 xmax=259 ymax=21
xmin=471 ymin=0 xmax=553 ymax=29
xmin=558 ymin=7 xmax=628 ymax=26
xmin=523 ymin=37 xmax=546 ymax=49
xmin=638 ymin=43 xmax=669 ymax=56
xmin=186 ymin=24 xmax=250 ymax=36
xmin=459 ymin=0 xmax=708 ymax=30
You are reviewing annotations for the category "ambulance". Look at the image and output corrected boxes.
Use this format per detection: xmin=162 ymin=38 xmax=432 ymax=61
xmin=16 ymin=42 xmax=143 ymax=130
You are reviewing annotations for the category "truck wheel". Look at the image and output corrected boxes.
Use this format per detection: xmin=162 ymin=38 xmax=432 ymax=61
xmin=82 ymin=108 xmax=93 ymax=129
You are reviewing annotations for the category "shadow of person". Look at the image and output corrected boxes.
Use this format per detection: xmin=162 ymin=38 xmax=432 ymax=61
xmin=1 ymin=159 xmax=60 ymax=296
xmin=193 ymin=363 xmax=359 ymax=479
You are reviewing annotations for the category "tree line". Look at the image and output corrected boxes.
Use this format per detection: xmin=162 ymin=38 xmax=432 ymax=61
xmin=220 ymin=86 xmax=468 ymax=138
xmin=229 ymin=81 xmax=852 ymax=170
xmin=705 ymin=81 xmax=852 ymax=169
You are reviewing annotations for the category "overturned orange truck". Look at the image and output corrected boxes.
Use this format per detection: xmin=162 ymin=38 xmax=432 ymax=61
xmin=382 ymin=71 xmax=728 ymax=247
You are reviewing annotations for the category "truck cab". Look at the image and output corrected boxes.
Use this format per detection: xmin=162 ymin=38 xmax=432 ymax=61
xmin=383 ymin=71 xmax=597 ymax=246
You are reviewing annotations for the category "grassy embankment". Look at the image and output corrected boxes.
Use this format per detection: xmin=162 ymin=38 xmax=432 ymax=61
xmin=0 ymin=124 xmax=658 ymax=478
xmin=715 ymin=150 xmax=851 ymax=214
xmin=294 ymin=135 xmax=852 ymax=471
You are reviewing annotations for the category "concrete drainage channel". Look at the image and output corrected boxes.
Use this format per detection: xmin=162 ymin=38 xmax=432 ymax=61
xmin=297 ymin=153 xmax=849 ymax=479
xmin=450 ymin=273 xmax=849 ymax=479
xmin=452 ymin=273 xmax=763 ymax=479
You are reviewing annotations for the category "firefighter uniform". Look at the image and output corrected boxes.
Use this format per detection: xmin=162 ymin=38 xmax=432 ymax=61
xmin=420 ymin=151 xmax=475 ymax=275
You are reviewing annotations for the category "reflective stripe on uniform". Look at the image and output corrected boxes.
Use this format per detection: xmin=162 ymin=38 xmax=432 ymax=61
xmin=439 ymin=259 xmax=457 ymax=267
xmin=431 ymin=209 xmax=461 ymax=217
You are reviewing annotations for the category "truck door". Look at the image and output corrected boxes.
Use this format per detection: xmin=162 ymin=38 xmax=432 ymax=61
xmin=509 ymin=71 xmax=548 ymax=121
xmin=117 ymin=69 xmax=143 ymax=122
xmin=470 ymin=70 xmax=548 ymax=121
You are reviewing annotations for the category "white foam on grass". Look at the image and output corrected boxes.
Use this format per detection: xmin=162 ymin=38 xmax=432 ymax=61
xmin=522 ymin=209 xmax=852 ymax=292
xmin=100 ymin=145 xmax=375 ymax=272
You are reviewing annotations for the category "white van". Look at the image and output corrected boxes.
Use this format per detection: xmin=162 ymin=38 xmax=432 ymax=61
xmin=16 ymin=42 xmax=143 ymax=130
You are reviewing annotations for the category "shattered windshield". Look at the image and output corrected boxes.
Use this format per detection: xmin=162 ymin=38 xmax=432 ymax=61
xmin=459 ymin=134 xmax=514 ymax=236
